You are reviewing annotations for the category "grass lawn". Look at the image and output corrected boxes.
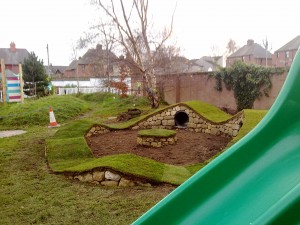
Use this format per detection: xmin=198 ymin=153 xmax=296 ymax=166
xmin=0 ymin=93 xmax=267 ymax=224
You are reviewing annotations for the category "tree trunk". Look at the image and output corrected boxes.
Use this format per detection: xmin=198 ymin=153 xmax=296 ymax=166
xmin=143 ymin=72 xmax=159 ymax=108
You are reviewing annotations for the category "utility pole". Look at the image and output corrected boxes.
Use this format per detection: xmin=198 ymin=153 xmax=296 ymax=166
xmin=46 ymin=44 xmax=50 ymax=70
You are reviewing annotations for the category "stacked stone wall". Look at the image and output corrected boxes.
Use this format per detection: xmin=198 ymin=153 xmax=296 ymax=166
xmin=130 ymin=104 xmax=244 ymax=137
xmin=69 ymin=169 xmax=152 ymax=187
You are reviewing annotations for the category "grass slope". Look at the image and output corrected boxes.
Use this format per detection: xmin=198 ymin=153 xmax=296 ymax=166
xmin=0 ymin=95 xmax=90 ymax=128
xmin=46 ymin=96 xmax=264 ymax=185
xmin=184 ymin=100 xmax=232 ymax=122
xmin=46 ymin=119 xmax=191 ymax=185
xmin=0 ymin=126 xmax=172 ymax=225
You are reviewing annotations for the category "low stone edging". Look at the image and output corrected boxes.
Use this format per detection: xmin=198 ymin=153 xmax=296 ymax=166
xmin=137 ymin=135 xmax=177 ymax=147
xmin=68 ymin=169 xmax=153 ymax=187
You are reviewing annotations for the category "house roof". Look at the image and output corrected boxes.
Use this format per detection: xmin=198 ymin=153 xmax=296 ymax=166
xmin=0 ymin=45 xmax=29 ymax=65
xmin=66 ymin=59 xmax=78 ymax=70
xmin=275 ymin=35 xmax=300 ymax=52
xmin=45 ymin=65 xmax=67 ymax=75
xmin=78 ymin=44 xmax=117 ymax=65
xmin=228 ymin=39 xmax=272 ymax=59
xmin=65 ymin=44 xmax=118 ymax=71
xmin=189 ymin=56 xmax=223 ymax=72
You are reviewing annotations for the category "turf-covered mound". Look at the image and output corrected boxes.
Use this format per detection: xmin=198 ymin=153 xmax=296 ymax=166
xmin=46 ymin=120 xmax=192 ymax=185
xmin=46 ymin=99 xmax=266 ymax=185
xmin=0 ymin=95 xmax=90 ymax=127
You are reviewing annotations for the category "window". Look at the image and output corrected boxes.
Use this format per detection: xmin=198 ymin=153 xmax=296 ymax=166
xmin=285 ymin=51 xmax=289 ymax=59
xmin=277 ymin=52 xmax=279 ymax=58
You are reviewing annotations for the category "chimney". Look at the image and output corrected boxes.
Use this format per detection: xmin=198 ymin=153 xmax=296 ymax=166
xmin=10 ymin=42 xmax=17 ymax=52
xmin=96 ymin=44 xmax=102 ymax=51
xmin=247 ymin=39 xmax=254 ymax=46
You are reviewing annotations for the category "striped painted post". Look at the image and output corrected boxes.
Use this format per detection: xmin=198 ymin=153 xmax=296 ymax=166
xmin=7 ymin=77 xmax=21 ymax=102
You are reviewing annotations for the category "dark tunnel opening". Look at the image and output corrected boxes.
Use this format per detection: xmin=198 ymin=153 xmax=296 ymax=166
xmin=174 ymin=111 xmax=189 ymax=127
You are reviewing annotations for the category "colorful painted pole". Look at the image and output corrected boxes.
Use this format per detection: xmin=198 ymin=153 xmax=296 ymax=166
xmin=19 ymin=64 xmax=24 ymax=103
xmin=1 ymin=58 xmax=7 ymax=104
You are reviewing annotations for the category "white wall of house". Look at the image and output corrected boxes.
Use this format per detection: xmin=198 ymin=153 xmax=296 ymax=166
xmin=52 ymin=77 xmax=131 ymax=95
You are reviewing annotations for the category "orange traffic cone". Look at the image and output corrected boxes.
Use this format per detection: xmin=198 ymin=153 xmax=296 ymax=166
xmin=48 ymin=107 xmax=60 ymax=128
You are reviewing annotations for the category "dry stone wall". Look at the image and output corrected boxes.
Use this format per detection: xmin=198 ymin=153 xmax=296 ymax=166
xmin=86 ymin=104 xmax=244 ymax=138
xmin=69 ymin=169 xmax=152 ymax=187
xmin=130 ymin=104 xmax=244 ymax=137
xmin=137 ymin=135 xmax=177 ymax=147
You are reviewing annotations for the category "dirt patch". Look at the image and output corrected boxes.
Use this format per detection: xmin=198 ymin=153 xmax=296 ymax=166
xmin=86 ymin=129 xmax=231 ymax=166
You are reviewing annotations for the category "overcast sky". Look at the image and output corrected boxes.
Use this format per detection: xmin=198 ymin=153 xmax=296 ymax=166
xmin=1 ymin=0 xmax=299 ymax=66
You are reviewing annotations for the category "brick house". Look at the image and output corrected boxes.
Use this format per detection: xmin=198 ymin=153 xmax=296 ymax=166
xmin=51 ymin=44 xmax=132 ymax=94
xmin=63 ymin=44 xmax=118 ymax=79
xmin=272 ymin=35 xmax=300 ymax=68
xmin=226 ymin=39 xmax=272 ymax=67
xmin=0 ymin=42 xmax=29 ymax=74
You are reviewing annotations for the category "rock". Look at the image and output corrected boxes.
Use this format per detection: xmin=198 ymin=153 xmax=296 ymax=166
xmin=167 ymin=120 xmax=175 ymax=126
xmin=105 ymin=171 xmax=121 ymax=181
xmin=101 ymin=180 xmax=119 ymax=187
xmin=137 ymin=137 xmax=143 ymax=145
xmin=233 ymin=130 xmax=239 ymax=137
xmin=90 ymin=127 xmax=96 ymax=133
xmin=93 ymin=171 xmax=105 ymax=182
xmin=211 ymin=128 xmax=218 ymax=135
xmin=136 ymin=181 xmax=152 ymax=187
xmin=231 ymin=124 xmax=240 ymax=130
xmin=119 ymin=178 xmax=135 ymax=187
xmin=132 ymin=126 xmax=139 ymax=130
xmin=74 ymin=173 xmax=93 ymax=182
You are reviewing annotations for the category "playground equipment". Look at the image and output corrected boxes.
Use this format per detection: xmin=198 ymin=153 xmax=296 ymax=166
xmin=133 ymin=50 xmax=300 ymax=224
xmin=0 ymin=59 xmax=24 ymax=103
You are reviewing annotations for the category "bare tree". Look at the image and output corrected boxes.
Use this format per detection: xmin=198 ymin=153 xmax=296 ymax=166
xmin=226 ymin=39 xmax=237 ymax=55
xmin=91 ymin=0 xmax=175 ymax=108
xmin=78 ymin=21 xmax=117 ymax=92
xmin=262 ymin=37 xmax=272 ymax=67
xmin=70 ymin=42 xmax=80 ymax=94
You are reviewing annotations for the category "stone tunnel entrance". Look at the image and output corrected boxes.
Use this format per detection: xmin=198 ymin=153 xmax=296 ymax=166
xmin=174 ymin=111 xmax=189 ymax=127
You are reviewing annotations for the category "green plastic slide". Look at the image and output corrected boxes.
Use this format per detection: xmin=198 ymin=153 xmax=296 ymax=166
xmin=133 ymin=50 xmax=300 ymax=225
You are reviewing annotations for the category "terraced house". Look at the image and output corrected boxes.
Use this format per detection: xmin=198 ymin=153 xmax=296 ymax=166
xmin=226 ymin=39 xmax=272 ymax=67
xmin=273 ymin=35 xmax=300 ymax=68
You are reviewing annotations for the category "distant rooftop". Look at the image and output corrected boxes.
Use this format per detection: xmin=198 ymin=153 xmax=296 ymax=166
xmin=228 ymin=39 xmax=272 ymax=59
xmin=0 ymin=42 xmax=29 ymax=64
xmin=275 ymin=35 xmax=300 ymax=52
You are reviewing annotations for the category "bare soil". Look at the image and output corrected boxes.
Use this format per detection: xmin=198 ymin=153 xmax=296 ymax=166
xmin=86 ymin=129 xmax=231 ymax=166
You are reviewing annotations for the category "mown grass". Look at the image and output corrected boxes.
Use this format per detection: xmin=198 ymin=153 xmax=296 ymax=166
xmin=0 ymin=93 xmax=267 ymax=224
xmin=227 ymin=109 xmax=268 ymax=147
xmin=185 ymin=100 xmax=232 ymax=122
xmin=138 ymin=128 xmax=176 ymax=137
xmin=46 ymin=119 xmax=191 ymax=184
xmin=0 ymin=127 xmax=173 ymax=224
xmin=0 ymin=95 xmax=90 ymax=128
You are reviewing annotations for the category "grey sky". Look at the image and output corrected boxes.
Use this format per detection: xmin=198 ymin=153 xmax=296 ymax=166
xmin=1 ymin=0 xmax=299 ymax=66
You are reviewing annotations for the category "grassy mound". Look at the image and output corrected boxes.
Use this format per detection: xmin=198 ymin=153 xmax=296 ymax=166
xmin=104 ymin=99 xmax=233 ymax=130
xmin=46 ymin=119 xmax=191 ymax=185
xmin=0 ymin=95 xmax=90 ymax=128
xmin=138 ymin=129 xmax=176 ymax=137
xmin=184 ymin=100 xmax=232 ymax=122
xmin=42 ymin=94 xmax=266 ymax=185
